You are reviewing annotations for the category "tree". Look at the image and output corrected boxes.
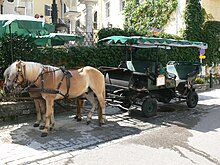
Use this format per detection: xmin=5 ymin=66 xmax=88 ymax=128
xmin=123 ymin=0 xmax=178 ymax=35
xmin=183 ymin=0 xmax=205 ymax=41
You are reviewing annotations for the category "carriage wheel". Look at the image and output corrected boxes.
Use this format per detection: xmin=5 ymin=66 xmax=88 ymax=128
xmin=186 ymin=91 xmax=198 ymax=108
xmin=141 ymin=98 xmax=157 ymax=117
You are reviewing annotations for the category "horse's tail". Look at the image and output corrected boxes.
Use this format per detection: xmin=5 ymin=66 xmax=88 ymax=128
xmin=102 ymin=79 xmax=106 ymax=104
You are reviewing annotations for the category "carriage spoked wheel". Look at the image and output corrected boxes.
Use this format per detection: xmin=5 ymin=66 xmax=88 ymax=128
xmin=141 ymin=98 xmax=158 ymax=117
xmin=186 ymin=91 xmax=198 ymax=108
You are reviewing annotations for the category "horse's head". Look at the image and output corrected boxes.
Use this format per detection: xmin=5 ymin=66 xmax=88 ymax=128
xmin=3 ymin=60 xmax=26 ymax=93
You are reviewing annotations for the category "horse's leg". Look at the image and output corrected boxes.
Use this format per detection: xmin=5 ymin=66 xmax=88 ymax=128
xmin=85 ymin=92 xmax=98 ymax=125
xmin=50 ymin=110 xmax=55 ymax=131
xmin=32 ymin=99 xmax=42 ymax=127
xmin=91 ymin=87 xmax=106 ymax=125
xmin=38 ymin=98 xmax=55 ymax=131
xmin=41 ymin=97 xmax=55 ymax=137
xmin=75 ymin=98 xmax=84 ymax=121
xmin=39 ymin=98 xmax=46 ymax=130
xmin=96 ymin=93 xmax=106 ymax=125
xmin=29 ymin=92 xmax=43 ymax=127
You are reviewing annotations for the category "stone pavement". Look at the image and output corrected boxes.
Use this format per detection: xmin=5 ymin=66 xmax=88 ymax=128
xmin=0 ymin=87 xmax=218 ymax=165
xmin=0 ymin=103 xmax=159 ymax=165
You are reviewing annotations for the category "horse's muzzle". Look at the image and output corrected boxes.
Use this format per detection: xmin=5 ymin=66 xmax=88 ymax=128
xmin=3 ymin=84 xmax=12 ymax=94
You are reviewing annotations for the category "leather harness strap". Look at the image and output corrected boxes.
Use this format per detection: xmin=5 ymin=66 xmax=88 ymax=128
xmin=27 ymin=66 xmax=72 ymax=99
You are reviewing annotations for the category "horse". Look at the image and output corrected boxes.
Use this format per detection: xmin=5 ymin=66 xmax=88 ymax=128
xmin=4 ymin=60 xmax=106 ymax=137
xmin=4 ymin=64 xmax=95 ymax=130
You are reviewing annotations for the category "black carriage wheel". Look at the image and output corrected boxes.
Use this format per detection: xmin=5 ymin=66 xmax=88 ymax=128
xmin=141 ymin=98 xmax=157 ymax=117
xmin=186 ymin=91 xmax=198 ymax=108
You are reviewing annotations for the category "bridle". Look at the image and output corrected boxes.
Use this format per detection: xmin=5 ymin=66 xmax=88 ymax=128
xmin=14 ymin=61 xmax=27 ymax=86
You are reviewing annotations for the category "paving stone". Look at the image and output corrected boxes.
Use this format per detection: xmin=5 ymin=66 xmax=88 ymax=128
xmin=0 ymin=96 xmax=215 ymax=165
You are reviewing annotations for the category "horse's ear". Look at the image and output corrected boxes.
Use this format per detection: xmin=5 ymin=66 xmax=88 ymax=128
xmin=16 ymin=60 xmax=25 ymax=72
xmin=21 ymin=61 xmax=25 ymax=67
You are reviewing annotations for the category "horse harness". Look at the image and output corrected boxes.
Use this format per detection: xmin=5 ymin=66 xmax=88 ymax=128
xmin=18 ymin=63 xmax=73 ymax=99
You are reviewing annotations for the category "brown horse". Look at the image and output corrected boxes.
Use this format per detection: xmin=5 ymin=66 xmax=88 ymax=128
xmin=4 ymin=60 xmax=106 ymax=137
xmin=4 ymin=64 xmax=94 ymax=130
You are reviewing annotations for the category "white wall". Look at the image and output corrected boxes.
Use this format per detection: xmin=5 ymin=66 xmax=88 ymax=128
xmin=101 ymin=0 xmax=124 ymax=29
xmin=3 ymin=0 xmax=17 ymax=14
xmin=164 ymin=0 xmax=186 ymax=35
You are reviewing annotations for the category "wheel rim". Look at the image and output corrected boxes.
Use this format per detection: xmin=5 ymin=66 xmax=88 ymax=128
xmin=142 ymin=98 xmax=157 ymax=117
xmin=147 ymin=103 xmax=154 ymax=112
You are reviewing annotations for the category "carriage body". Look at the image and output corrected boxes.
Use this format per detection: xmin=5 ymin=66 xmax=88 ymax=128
xmin=98 ymin=36 xmax=207 ymax=117
xmin=99 ymin=60 xmax=199 ymax=117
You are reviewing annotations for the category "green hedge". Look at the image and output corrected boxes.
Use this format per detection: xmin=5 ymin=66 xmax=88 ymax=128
xmin=1 ymin=23 xmax=220 ymax=79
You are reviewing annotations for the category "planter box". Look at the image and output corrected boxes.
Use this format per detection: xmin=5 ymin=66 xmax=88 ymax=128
xmin=194 ymin=83 xmax=209 ymax=92
xmin=0 ymin=101 xmax=35 ymax=120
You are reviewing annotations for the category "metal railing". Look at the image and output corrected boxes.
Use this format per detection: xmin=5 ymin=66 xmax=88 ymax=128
xmin=71 ymin=31 xmax=99 ymax=47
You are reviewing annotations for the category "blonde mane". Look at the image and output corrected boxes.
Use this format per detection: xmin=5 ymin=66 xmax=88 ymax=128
xmin=19 ymin=61 xmax=59 ymax=82
xmin=22 ymin=61 xmax=43 ymax=82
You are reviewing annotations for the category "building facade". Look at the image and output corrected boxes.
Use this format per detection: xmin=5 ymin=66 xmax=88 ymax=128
xmin=201 ymin=0 xmax=220 ymax=21
xmin=0 ymin=0 xmax=219 ymax=35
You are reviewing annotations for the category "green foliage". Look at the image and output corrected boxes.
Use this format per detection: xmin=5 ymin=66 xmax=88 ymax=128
xmin=0 ymin=35 xmax=39 ymax=78
xmin=124 ymin=0 xmax=178 ymax=35
xmin=183 ymin=0 xmax=205 ymax=41
xmin=202 ymin=21 xmax=220 ymax=65
xmin=195 ymin=77 xmax=205 ymax=84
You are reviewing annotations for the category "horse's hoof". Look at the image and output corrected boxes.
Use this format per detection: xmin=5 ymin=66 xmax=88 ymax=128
xmin=74 ymin=115 xmax=79 ymax=119
xmin=77 ymin=118 xmax=82 ymax=122
xmin=39 ymin=125 xmax=45 ymax=130
xmin=87 ymin=121 xmax=91 ymax=125
xmin=33 ymin=123 xmax=40 ymax=127
xmin=41 ymin=132 xmax=48 ymax=137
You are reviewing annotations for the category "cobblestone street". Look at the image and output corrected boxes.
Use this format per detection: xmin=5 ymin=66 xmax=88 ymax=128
xmin=0 ymin=104 xmax=152 ymax=165
xmin=0 ymin=88 xmax=220 ymax=165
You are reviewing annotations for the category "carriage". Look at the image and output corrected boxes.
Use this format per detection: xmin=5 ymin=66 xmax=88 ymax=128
xmin=98 ymin=36 xmax=208 ymax=117
xmin=3 ymin=35 xmax=208 ymax=137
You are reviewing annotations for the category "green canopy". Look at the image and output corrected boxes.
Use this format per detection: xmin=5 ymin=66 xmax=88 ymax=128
xmin=98 ymin=36 xmax=208 ymax=49
xmin=0 ymin=14 xmax=55 ymax=37
xmin=34 ymin=33 xmax=84 ymax=46
xmin=0 ymin=14 xmax=55 ymax=62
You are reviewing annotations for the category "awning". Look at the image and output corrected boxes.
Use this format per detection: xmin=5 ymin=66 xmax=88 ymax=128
xmin=34 ymin=33 xmax=84 ymax=46
xmin=98 ymin=36 xmax=208 ymax=49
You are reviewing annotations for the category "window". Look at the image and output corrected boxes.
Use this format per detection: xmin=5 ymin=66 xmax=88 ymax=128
xmin=64 ymin=3 xmax=67 ymax=13
xmin=105 ymin=2 xmax=110 ymax=17
xmin=76 ymin=19 xmax=80 ymax=27
xmin=94 ymin=11 xmax=97 ymax=23
xmin=44 ymin=5 xmax=51 ymax=16
xmin=93 ymin=11 xmax=97 ymax=29
xmin=120 ymin=0 xmax=125 ymax=11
